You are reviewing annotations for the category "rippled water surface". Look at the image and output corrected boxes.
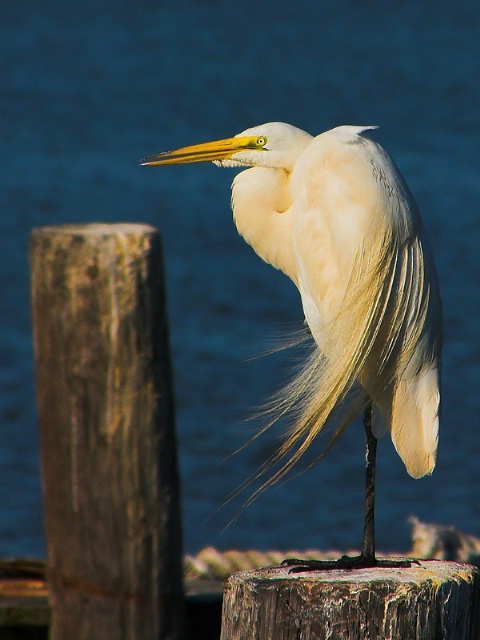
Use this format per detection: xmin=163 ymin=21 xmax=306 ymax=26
xmin=1 ymin=0 xmax=480 ymax=558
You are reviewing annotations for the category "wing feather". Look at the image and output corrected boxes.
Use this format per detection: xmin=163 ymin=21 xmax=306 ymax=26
xmin=258 ymin=129 xmax=442 ymax=484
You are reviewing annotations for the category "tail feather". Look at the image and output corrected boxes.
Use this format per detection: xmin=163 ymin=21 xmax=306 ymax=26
xmin=389 ymin=364 xmax=440 ymax=478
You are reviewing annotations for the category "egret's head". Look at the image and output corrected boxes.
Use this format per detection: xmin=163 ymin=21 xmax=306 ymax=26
xmin=141 ymin=122 xmax=313 ymax=173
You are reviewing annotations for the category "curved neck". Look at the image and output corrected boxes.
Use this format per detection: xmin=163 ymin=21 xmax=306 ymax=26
xmin=231 ymin=167 xmax=298 ymax=285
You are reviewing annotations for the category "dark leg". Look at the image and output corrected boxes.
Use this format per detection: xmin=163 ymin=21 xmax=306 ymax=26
xmin=362 ymin=403 xmax=376 ymax=562
xmin=283 ymin=403 xmax=412 ymax=572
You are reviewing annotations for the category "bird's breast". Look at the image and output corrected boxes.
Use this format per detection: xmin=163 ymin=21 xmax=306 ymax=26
xmin=231 ymin=167 xmax=298 ymax=283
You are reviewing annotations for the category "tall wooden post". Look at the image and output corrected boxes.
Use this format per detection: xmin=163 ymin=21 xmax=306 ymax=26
xmin=29 ymin=224 xmax=184 ymax=640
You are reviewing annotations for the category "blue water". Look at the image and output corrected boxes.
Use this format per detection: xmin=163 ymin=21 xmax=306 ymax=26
xmin=2 ymin=1 xmax=480 ymax=559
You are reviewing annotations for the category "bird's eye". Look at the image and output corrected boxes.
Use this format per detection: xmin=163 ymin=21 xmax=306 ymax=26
xmin=256 ymin=137 xmax=267 ymax=147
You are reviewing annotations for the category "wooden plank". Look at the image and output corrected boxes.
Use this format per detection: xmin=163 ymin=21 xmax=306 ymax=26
xmin=221 ymin=561 xmax=480 ymax=639
xmin=29 ymin=224 xmax=184 ymax=640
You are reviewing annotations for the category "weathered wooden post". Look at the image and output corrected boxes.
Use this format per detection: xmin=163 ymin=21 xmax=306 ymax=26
xmin=221 ymin=562 xmax=480 ymax=639
xmin=29 ymin=224 xmax=184 ymax=640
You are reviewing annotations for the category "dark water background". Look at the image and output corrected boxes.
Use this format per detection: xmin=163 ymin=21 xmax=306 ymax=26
xmin=2 ymin=0 xmax=479 ymax=559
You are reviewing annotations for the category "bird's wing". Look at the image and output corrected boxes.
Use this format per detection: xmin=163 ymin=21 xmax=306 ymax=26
xmin=284 ymin=130 xmax=441 ymax=477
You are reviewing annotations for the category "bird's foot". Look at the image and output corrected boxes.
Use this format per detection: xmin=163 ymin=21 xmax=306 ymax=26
xmin=282 ymin=554 xmax=416 ymax=572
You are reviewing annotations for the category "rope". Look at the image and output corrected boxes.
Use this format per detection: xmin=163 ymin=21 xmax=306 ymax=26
xmin=184 ymin=547 xmax=344 ymax=581
xmin=3 ymin=518 xmax=480 ymax=586
xmin=185 ymin=518 xmax=480 ymax=582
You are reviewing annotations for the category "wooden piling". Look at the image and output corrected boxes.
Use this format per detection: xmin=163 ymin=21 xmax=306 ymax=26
xmin=29 ymin=224 xmax=184 ymax=640
xmin=221 ymin=561 xmax=480 ymax=640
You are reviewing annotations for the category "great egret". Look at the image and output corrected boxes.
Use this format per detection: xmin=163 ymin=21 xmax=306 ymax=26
xmin=142 ymin=123 xmax=442 ymax=568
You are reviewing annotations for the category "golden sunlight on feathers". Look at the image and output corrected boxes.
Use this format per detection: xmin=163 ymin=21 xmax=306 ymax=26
xmin=142 ymin=122 xmax=442 ymax=563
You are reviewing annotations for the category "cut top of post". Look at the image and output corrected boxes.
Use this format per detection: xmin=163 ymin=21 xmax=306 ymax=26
xmin=225 ymin=560 xmax=478 ymax=587
xmin=32 ymin=222 xmax=158 ymax=237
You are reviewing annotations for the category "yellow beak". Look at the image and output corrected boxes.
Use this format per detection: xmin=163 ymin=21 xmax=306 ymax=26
xmin=140 ymin=136 xmax=262 ymax=166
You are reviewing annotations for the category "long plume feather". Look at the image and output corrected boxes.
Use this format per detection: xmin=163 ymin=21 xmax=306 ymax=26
xmin=236 ymin=208 xmax=432 ymax=507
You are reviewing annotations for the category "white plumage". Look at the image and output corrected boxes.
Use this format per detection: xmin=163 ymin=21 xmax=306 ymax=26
xmin=142 ymin=123 xmax=442 ymax=562
xmin=225 ymin=123 xmax=441 ymax=481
